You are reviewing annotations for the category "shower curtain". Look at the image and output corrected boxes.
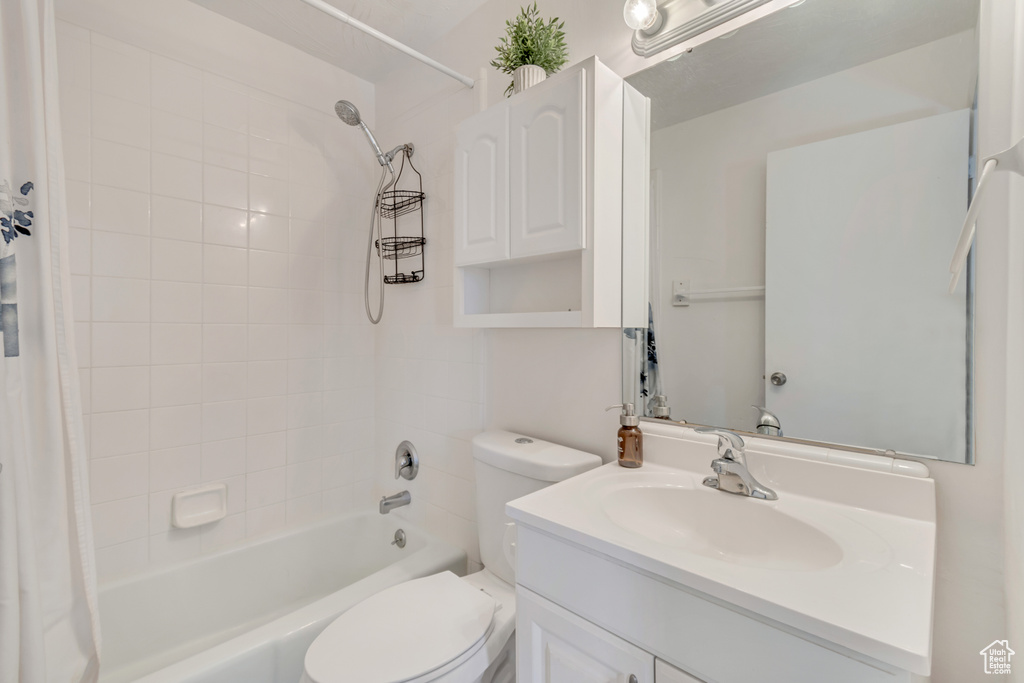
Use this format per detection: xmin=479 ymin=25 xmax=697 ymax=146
xmin=0 ymin=0 xmax=101 ymax=681
xmin=623 ymin=303 xmax=662 ymax=415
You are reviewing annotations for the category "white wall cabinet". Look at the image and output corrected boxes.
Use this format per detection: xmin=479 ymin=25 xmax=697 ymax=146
xmin=454 ymin=56 xmax=648 ymax=328
xmin=517 ymin=587 xmax=654 ymax=683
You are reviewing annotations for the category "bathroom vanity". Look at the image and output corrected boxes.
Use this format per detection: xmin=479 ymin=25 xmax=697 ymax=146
xmin=507 ymin=422 xmax=936 ymax=683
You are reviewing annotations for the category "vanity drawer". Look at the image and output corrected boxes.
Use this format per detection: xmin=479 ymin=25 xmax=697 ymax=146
xmin=515 ymin=525 xmax=917 ymax=683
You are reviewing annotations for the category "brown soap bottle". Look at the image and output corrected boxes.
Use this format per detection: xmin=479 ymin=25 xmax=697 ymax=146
xmin=607 ymin=403 xmax=643 ymax=468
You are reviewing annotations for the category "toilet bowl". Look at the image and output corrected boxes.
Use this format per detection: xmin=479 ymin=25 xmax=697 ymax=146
xmin=300 ymin=430 xmax=601 ymax=683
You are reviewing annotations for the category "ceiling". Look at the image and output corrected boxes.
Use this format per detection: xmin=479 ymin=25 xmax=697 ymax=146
xmin=627 ymin=0 xmax=980 ymax=130
xmin=187 ymin=0 xmax=491 ymax=83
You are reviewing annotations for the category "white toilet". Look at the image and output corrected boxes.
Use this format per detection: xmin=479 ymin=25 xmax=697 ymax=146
xmin=300 ymin=430 xmax=602 ymax=683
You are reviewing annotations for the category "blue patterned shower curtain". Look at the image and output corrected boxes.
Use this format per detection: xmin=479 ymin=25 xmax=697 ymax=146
xmin=641 ymin=302 xmax=662 ymax=413
xmin=624 ymin=302 xmax=662 ymax=415
xmin=0 ymin=1 xmax=101 ymax=681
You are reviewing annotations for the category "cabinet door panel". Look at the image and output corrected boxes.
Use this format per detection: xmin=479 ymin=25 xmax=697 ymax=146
xmin=518 ymin=587 xmax=653 ymax=683
xmin=455 ymin=103 xmax=509 ymax=265
xmin=655 ymin=659 xmax=704 ymax=683
xmin=509 ymin=69 xmax=585 ymax=259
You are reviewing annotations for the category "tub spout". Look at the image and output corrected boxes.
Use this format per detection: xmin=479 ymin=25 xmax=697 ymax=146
xmin=379 ymin=490 xmax=411 ymax=514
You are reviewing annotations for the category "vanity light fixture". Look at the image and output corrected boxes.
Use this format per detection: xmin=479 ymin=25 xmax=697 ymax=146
xmin=623 ymin=0 xmax=665 ymax=35
xmin=629 ymin=0 xmax=773 ymax=57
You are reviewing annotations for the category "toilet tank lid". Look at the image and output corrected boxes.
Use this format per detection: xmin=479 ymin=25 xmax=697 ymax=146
xmin=472 ymin=430 xmax=603 ymax=482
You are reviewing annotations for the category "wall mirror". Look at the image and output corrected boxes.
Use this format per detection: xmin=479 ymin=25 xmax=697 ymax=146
xmin=621 ymin=0 xmax=980 ymax=463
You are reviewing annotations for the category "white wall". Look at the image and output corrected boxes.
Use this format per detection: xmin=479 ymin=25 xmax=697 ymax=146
xmin=54 ymin=0 xmax=380 ymax=580
xmin=368 ymin=0 xmax=641 ymax=573
xmin=997 ymin=0 xmax=1024 ymax=661
xmin=650 ymin=31 xmax=976 ymax=433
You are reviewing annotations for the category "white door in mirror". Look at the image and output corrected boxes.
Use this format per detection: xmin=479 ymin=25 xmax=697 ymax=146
xmin=765 ymin=109 xmax=969 ymax=462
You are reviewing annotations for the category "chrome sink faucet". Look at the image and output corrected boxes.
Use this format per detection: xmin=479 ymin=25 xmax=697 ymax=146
xmin=695 ymin=427 xmax=778 ymax=501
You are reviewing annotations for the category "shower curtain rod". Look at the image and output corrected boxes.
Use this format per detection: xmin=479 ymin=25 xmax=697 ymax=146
xmin=296 ymin=0 xmax=476 ymax=88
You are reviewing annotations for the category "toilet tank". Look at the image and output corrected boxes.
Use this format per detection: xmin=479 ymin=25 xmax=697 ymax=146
xmin=472 ymin=430 xmax=602 ymax=585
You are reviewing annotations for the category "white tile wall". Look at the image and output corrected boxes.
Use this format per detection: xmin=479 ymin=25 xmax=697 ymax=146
xmin=57 ymin=18 xmax=379 ymax=581
xmin=365 ymin=107 xmax=487 ymax=570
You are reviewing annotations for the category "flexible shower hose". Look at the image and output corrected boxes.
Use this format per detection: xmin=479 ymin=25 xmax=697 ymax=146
xmin=364 ymin=164 xmax=394 ymax=324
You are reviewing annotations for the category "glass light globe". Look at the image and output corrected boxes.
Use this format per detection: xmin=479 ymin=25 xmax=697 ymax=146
xmin=623 ymin=0 xmax=660 ymax=31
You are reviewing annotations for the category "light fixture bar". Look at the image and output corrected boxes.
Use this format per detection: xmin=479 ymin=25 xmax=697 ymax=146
xmin=630 ymin=0 xmax=774 ymax=57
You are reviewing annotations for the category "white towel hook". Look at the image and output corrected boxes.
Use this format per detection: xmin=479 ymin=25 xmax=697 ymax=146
xmin=948 ymin=136 xmax=1024 ymax=293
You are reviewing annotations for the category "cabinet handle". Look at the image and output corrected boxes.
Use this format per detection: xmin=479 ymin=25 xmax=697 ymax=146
xmin=628 ymin=676 xmax=638 ymax=683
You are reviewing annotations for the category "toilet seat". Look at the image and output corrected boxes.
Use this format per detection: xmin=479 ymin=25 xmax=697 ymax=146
xmin=303 ymin=571 xmax=497 ymax=683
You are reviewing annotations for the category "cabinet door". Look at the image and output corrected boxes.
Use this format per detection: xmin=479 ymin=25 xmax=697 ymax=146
xmin=655 ymin=659 xmax=704 ymax=683
xmin=455 ymin=103 xmax=509 ymax=265
xmin=509 ymin=69 xmax=585 ymax=259
xmin=517 ymin=587 xmax=653 ymax=683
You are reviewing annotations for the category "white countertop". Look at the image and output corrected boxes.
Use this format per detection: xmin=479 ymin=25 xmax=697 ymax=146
xmin=507 ymin=446 xmax=936 ymax=675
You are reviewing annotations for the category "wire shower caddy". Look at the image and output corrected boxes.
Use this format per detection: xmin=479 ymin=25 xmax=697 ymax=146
xmin=376 ymin=147 xmax=425 ymax=284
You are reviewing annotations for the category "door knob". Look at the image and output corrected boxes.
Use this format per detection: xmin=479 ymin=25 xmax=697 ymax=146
xmin=770 ymin=372 xmax=787 ymax=386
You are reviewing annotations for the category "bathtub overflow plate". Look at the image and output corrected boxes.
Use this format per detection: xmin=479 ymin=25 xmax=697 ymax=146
xmin=392 ymin=529 xmax=407 ymax=549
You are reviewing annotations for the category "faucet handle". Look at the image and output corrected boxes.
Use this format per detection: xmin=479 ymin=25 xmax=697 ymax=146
xmin=395 ymin=441 xmax=419 ymax=480
xmin=694 ymin=427 xmax=745 ymax=459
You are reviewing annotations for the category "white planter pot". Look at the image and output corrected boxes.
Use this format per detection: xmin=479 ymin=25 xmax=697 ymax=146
xmin=513 ymin=64 xmax=547 ymax=94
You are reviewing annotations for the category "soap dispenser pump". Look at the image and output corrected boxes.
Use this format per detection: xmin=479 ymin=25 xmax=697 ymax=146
xmin=606 ymin=403 xmax=643 ymax=468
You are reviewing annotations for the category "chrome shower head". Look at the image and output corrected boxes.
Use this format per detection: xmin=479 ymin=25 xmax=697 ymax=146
xmin=335 ymin=99 xmax=389 ymax=169
xmin=334 ymin=100 xmax=361 ymax=126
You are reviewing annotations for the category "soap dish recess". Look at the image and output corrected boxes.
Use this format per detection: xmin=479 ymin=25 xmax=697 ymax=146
xmin=172 ymin=484 xmax=227 ymax=529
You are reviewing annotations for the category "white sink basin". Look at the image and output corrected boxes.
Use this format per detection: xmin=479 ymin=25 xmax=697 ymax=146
xmin=598 ymin=477 xmax=843 ymax=571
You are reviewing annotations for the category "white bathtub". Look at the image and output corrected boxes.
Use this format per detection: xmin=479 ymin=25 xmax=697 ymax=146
xmin=98 ymin=512 xmax=466 ymax=683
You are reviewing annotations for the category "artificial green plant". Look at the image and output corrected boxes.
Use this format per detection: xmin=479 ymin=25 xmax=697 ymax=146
xmin=490 ymin=2 xmax=568 ymax=96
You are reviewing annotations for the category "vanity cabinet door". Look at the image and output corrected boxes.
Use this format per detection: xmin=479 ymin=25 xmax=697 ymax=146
xmin=508 ymin=68 xmax=586 ymax=260
xmin=655 ymin=659 xmax=705 ymax=683
xmin=517 ymin=586 xmax=654 ymax=683
xmin=454 ymin=102 xmax=510 ymax=266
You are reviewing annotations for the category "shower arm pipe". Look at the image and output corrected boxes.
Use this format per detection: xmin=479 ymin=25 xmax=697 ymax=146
xmin=296 ymin=0 xmax=475 ymax=89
